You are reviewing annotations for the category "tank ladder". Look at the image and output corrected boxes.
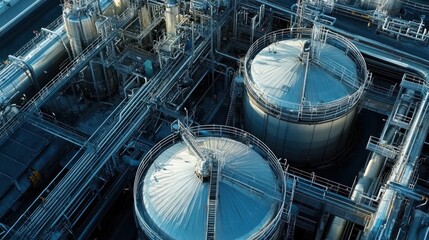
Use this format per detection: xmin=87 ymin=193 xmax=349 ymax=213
xmin=283 ymin=175 xmax=297 ymax=239
xmin=207 ymin=159 xmax=219 ymax=240
xmin=176 ymin=120 xmax=210 ymax=163
xmin=286 ymin=213 xmax=297 ymax=240
xmin=225 ymin=80 xmax=237 ymax=126
xmin=176 ymin=120 xmax=219 ymax=239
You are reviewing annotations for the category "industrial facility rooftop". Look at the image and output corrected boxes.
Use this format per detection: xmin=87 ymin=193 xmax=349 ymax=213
xmin=0 ymin=0 xmax=429 ymax=239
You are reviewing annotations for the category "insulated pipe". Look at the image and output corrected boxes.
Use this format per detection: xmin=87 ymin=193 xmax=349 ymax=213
xmin=369 ymin=90 xmax=429 ymax=239
xmin=0 ymin=24 xmax=69 ymax=107
xmin=41 ymin=27 xmax=72 ymax=61
xmin=0 ymin=0 xmax=122 ymax=109
xmin=325 ymin=88 xmax=415 ymax=239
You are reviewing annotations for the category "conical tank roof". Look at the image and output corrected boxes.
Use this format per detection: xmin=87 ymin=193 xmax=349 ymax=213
xmin=250 ymin=39 xmax=357 ymax=109
xmin=135 ymin=136 xmax=284 ymax=239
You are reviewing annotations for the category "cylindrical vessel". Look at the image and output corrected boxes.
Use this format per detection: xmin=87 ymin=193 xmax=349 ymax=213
xmin=63 ymin=2 xmax=116 ymax=98
xmin=139 ymin=3 xmax=151 ymax=29
xmin=243 ymin=28 xmax=368 ymax=166
xmin=165 ymin=0 xmax=179 ymax=36
xmin=63 ymin=4 xmax=98 ymax=57
xmin=134 ymin=125 xmax=286 ymax=239
xmin=0 ymin=24 xmax=69 ymax=107
xmin=0 ymin=0 xmax=124 ymax=111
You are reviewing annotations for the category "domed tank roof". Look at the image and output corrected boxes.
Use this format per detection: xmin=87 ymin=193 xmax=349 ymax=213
xmin=134 ymin=127 xmax=285 ymax=240
xmin=250 ymin=39 xmax=356 ymax=108
xmin=244 ymin=28 xmax=368 ymax=122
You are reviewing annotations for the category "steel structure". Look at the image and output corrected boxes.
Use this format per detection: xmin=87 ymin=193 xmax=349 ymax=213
xmin=0 ymin=0 xmax=428 ymax=239
xmin=243 ymin=26 xmax=369 ymax=165
xmin=134 ymin=124 xmax=286 ymax=239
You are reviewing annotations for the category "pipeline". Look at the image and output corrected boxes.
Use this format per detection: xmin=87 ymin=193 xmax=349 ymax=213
xmin=326 ymin=88 xmax=416 ymax=239
xmin=214 ymin=49 xmax=240 ymax=61
xmin=0 ymin=0 xmax=129 ymax=109
xmin=0 ymin=24 xmax=69 ymax=108
xmin=256 ymin=0 xmax=429 ymax=79
xmin=368 ymin=90 xmax=429 ymax=239
xmin=3 ymin=14 xmax=215 ymax=237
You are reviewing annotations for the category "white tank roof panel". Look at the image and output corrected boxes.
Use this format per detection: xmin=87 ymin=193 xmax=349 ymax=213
xmin=250 ymin=39 xmax=357 ymax=108
xmin=139 ymin=137 xmax=282 ymax=239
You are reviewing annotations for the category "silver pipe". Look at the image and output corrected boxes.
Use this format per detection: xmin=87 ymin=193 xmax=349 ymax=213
xmin=370 ymin=90 xmax=429 ymax=238
xmin=416 ymin=197 xmax=428 ymax=208
xmin=214 ymin=49 xmax=239 ymax=61
xmin=0 ymin=0 xmax=122 ymax=109
xmin=326 ymin=89 xmax=415 ymax=239
xmin=7 ymin=55 xmax=39 ymax=90
xmin=0 ymin=24 xmax=69 ymax=107
xmin=40 ymin=27 xmax=72 ymax=61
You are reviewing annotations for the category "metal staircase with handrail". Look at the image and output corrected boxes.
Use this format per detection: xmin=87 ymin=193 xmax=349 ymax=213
xmin=225 ymin=79 xmax=237 ymax=126
xmin=176 ymin=119 xmax=220 ymax=240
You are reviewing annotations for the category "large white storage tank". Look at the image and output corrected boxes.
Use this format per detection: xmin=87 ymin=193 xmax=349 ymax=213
xmin=134 ymin=124 xmax=286 ymax=239
xmin=243 ymin=27 xmax=368 ymax=166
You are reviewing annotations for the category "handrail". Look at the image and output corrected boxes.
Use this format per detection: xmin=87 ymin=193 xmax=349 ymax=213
xmin=286 ymin=165 xmax=353 ymax=197
xmin=134 ymin=125 xmax=286 ymax=240
xmin=244 ymin=28 xmax=368 ymax=122
xmin=221 ymin=167 xmax=284 ymax=201
xmin=1 ymin=7 xmax=142 ymax=239
xmin=399 ymin=0 xmax=429 ymax=13
xmin=285 ymin=170 xmax=378 ymax=215
xmin=25 ymin=111 xmax=88 ymax=146
xmin=6 ymin=34 xmax=210 ymax=238
xmin=403 ymin=73 xmax=427 ymax=86
xmin=381 ymin=17 xmax=429 ymax=42
xmin=366 ymin=136 xmax=402 ymax=159
xmin=13 ymin=16 xmax=64 ymax=59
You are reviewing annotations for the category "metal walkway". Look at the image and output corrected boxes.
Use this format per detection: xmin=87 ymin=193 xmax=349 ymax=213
xmin=206 ymin=160 xmax=219 ymax=240
xmin=4 ymin=33 xmax=211 ymax=238
xmin=286 ymin=171 xmax=376 ymax=226
xmin=176 ymin=120 xmax=220 ymax=240
xmin=25 ymin=113 xmax=87 ymax=147
xmin=0 ymin=8 xmax=135 ymax=145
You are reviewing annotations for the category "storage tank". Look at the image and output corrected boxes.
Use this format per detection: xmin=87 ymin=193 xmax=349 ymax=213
xmin=63 ymin=1 xmax=98 ymax=57
xmin=165 ymin=0 xmax=179 ymax=36
xmin=134 ymin=124 xmax=286 ymax=239
xmin=63 ymin=0 xmax=116 ymax=98
xmin=243 ymin=27 xmax=368 ymax=166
